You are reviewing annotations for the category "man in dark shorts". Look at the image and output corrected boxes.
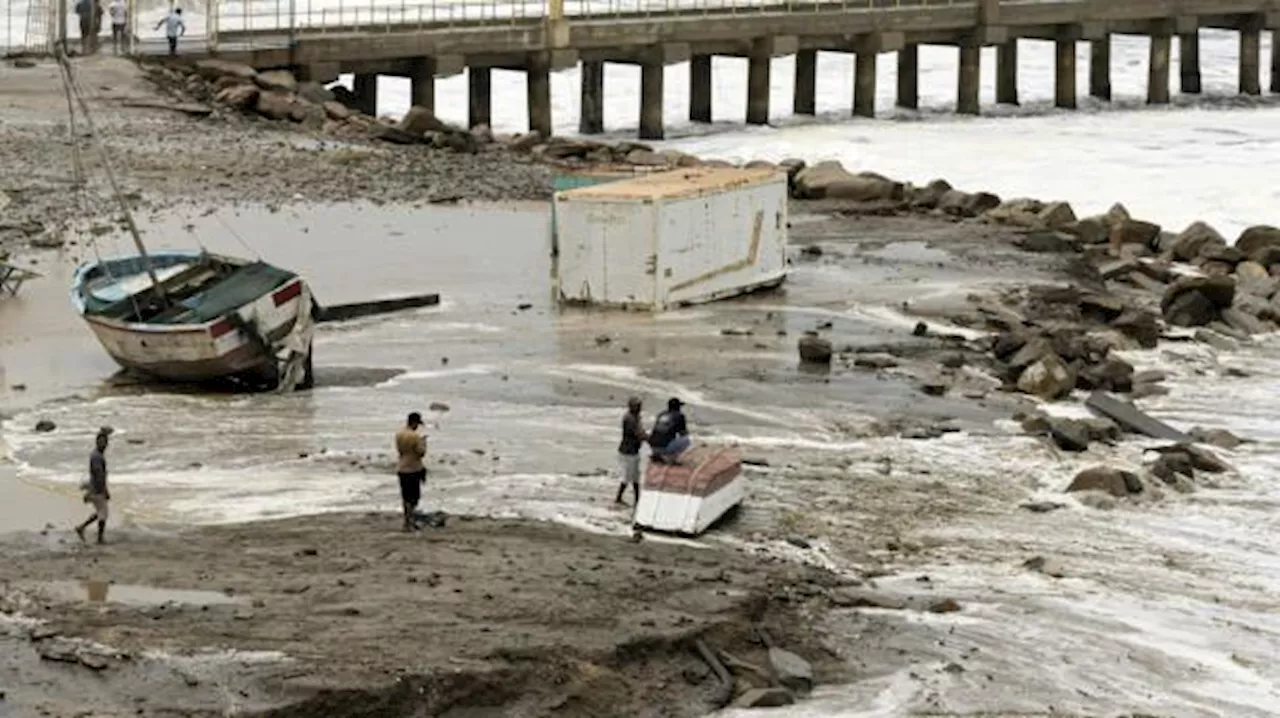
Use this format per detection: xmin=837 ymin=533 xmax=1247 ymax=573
xmin=75 ymin=427 xmax=112 ymax=544
xmin=615 ymin=396 xmax=647 ymax=506
xmin=394 ymin=412 xmax=427 ymax=532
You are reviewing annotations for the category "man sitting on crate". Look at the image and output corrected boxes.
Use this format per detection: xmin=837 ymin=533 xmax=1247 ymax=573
xmin=648 ymin=397 xmax=691 ymax=466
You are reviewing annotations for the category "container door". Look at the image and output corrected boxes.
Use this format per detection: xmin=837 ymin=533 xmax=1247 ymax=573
xmin=599 ymin=201 xmax=658 ymax=308
xmin=555 ymin=199 xmax=608 ymax=304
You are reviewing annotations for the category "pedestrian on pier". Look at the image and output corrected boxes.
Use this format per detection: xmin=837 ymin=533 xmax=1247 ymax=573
xmin=156 ymin=7 xmax=185 ymax=57
xmin=74 ymin=0 xmax=97 ymax=54
xmin=108 ymin=0 xmax=128 ymax=55
xmin=75 ymin=427 xmax=113 ymax=545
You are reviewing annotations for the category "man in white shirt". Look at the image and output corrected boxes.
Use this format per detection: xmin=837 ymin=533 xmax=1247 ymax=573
xmin=154 ymin=7 xmax=184 ymax=57
xmin=107 ymin=0 xmax=127 ymax=55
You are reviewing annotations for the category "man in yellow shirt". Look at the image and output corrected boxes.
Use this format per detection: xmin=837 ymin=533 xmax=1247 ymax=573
xmin=394 ymin=412 xmax=427 ymax=532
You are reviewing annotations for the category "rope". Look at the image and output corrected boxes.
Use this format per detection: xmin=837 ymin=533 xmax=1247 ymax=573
xmin=212 ymin=213 xmax=263 ymax=261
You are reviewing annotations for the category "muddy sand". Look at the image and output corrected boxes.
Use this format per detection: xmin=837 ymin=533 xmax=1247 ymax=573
xmin=0 ymin=513 xmax=854 ymax=717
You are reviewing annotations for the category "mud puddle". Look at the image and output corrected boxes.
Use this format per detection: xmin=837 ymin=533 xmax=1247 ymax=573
xmin=28 ymin=580 xmax=247 ymax=608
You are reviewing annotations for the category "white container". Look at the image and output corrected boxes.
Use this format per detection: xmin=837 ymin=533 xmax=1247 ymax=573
xmin=552 ymin=166 xmax=789 ymax=311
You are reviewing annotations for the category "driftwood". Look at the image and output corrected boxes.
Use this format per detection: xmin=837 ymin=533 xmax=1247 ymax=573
xmin=693 ymin=639 xmax=734 ymax=708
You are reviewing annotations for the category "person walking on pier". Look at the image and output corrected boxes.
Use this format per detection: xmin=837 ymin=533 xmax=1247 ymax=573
xmin=74 ymin=0 xmax=97 ymax=54
xmin=615 ymin=397 xmax=647 ymax=506
xmin=155 ymin=7 xmax=185 ymax=57
xmin=395 ymin=412 xmax=428 ymax=532
xmin=75 ymin=427 xmax=113 ymax=545
xmin=107 ymin=0 xmax=128 ymax=55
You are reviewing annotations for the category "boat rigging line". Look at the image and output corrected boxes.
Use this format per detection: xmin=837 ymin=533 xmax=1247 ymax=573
xmin=54 ymin=46 xmax=170 ymax=308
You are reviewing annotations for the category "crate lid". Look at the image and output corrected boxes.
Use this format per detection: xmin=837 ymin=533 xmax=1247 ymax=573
xmin=556 ymin=166 xmax=783 ymax=201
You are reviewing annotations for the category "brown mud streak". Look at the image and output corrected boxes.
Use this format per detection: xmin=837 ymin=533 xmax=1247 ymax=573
xmin=0 ymin=513 xmax=843 ymax=717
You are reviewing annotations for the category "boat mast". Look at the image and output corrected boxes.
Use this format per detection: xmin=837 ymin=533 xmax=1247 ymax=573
xmin=55 ymin=48 xmax=169 ymax=307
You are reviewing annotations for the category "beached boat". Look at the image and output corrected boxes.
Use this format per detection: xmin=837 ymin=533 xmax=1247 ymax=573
xmin=71 ymin=250 xmax=315 ymax=390
xmin=633 ymin=446 xmax=746 ymax=536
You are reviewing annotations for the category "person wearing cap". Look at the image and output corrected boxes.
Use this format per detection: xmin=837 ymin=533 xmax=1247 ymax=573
xmin=395 ymin=412 xmax=428 ymax=532
xmin=648 ymin=397 xmax=691 ymax=465
xmin=615 ymin=396 xmax=648 ymax=505
xmin=75 ymin=427 xmax=113 ymax=545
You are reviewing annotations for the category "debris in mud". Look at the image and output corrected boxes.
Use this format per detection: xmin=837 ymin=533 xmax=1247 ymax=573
xmin=797 ymin=333 xmax=833 ymax=365
xmin=1022 ymin=556 xmax=1067 ymax=578
xmin=33 ymin=419 xmax=55 ymax=432
xmin=1020 ymin=501 xmax=1067 ymax=514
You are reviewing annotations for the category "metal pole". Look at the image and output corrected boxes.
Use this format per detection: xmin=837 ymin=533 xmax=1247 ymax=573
xmin=58 ymin=0 xmax=68 ymax=51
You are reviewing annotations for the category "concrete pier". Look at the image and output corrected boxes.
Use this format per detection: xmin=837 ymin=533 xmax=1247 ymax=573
xmin=1179 ymin=32 xmax=1201 ymax=94
xmin=957 ymin=44 xmax=980 ymax=116
xmin=409 ymin=57 xmax=435 ymax=111
xmin=690 ymin=55 xmax=712 ymax=123
xmin=897 ymin=46 xmax=919 ymax=110
xmin=1240 ymin=25 xmax=1262 ymax=96
xmin=746 ymin=43 xmax=770 ymax=125
xmin=468 ymin=67 xmax=491 ymax=129
xmin=853 ymin=52 xmax=876 ymax=118
xmin=1148 ymin=35 xmax=1171 ymax=105
xmin=1273 ymin=31 xmax=1280 ymax=93
xmin=352 ymin=73 xmax=377 ymax=116
xmin=1054 ymin=39 xmax=1076 ymax=109
xmin=1089 ymin=37 xmax=1110 ymax=100
xmin=639 ymin=62 xmax=664 ymax=140
xmin=527 ymin=56 xmax=552 ymax=137
xmin=794 ymin=50 xmax=816 ymax=115
xmin=996 ymin=41 xmax=1018 ymax=105
xmin=579 ymin=60 xmax=604 ymax=134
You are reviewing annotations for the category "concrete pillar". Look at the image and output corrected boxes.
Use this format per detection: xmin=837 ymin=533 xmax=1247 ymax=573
xmin=1148 ymin=35 xmax=1171 ymax=105
xmin=409 ymin=57 xmax=435 ymax=111
xmin=579 ymin=60 xmax=604 ymax=134
xmin=897 ymin=45 xmax=919 ymax=109
xmin=1272 ymin=31 xmax=1280 ymax=93
xmin=1179 ymin=33 xmax=1201 ymax=94
xmin=746 ymin=43 xmax=771 ymax=126
xmin=1240 ymin=27 xmax=1262 ymax=96
xmin=352 ymin=73 xmax=377 ymax=116
xmin=1090 ymin=36 xmax=1111 ymax=100
xmin=794 ymin=49 xmax=817 ymax=115
xmin=996 ymin=40 xmax=1018 ymax=105
xmin=690 ymin=54 xmax=712 ymax=123
xmin=468 ymin=67 xmax=491 ymax=128
xmin=639 ymin=62 xmax=664 ymax=140
xmin=957 ymin=44 xmax=980 ymax=115
xmin=1054 ymin=39 xmax=1076 ymax=109
xmin=527 ymin=58 xmax=553 ymax=137
xmin=853 ymin=51 xmax=877 ymax=118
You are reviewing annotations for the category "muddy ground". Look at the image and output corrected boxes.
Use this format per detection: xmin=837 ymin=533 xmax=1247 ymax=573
xmin=0 ymin=513 xmax=864 ymax=717
xmin=0 ymin=55 xmax=552 ymax=256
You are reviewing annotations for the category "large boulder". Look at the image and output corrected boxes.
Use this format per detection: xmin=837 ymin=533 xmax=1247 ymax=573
xmin=1161 ymin=275 xmax=1235 ymax=327
xmin=1038 ymin=201 xmax=1077 ymax=230
xmin=1067 ymin=466 xmax=1143 ymax=497
xmin=1077 ymin=356 xmax=1135 ymax=393
xmin=1235 ymin=225 xmax=1280 ymax=260
xmin=214 ymin=83 xmax=259 ymax=110
xmin=1110 ymin=218 xmax=1162 ymax=248
xmin=322 ymin=100 xmax=352 ymax=120
xmin=1171 ymin=221 xmax=1227 ymax=262
xmin=793 ymin=161 xmax=902 ymax=201
xmin=1017 ymin=353 xmax=1075 ymax=400
xmin=797 ymin=334 xmax=833 ymax=365
xmin=909 ymin=179 xmax=953 ymax=209
xmin=254 ymin=69 xmax=298 ymax=93
xmin=1110 ymin=310 xmax=1161 ymax=349
xmin=767 ymin=647 xmax=814 ymax=694
xmin=254 ymin=91 xmax=295 ymax=120
xmin=1065 ymin=216 xmax=1108 ymax=245
xmin=194 ymin=59 xmax=257 ymax=81
xmin=297 ymin=81 xmax=335 ymax=105
xmin=398 ymin=105 xmax=450 ymax=136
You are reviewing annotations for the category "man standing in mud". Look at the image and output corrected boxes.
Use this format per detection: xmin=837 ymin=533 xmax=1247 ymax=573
xmin=615 ymin=397 xmax=647 ymax=506
xmin=75 ymin=427 xmax=112 ymax=545
xmin=395 ymin=412 xmax=428 ymax=532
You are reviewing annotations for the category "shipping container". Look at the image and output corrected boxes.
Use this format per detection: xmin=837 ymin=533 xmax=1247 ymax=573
xmin=551 ymin=166 xmax=788 ymax=311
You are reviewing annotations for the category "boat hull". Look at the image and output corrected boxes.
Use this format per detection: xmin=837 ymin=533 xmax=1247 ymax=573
xmin=83 ymin=314 xmax=297 ymax=382
xmin=633 ymin=447 xmax=745 ymax=536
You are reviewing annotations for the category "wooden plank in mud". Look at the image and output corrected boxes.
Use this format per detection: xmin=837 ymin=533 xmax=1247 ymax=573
xmin=315 ymin=293 xmax=440 ymax=323
xmin=1086 ymin=391 xmax=1192 ymax=443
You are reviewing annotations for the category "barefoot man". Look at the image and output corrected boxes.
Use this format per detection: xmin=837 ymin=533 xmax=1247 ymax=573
xmin=615 ymin=397 xmax=647 ymax=506
xmin=395 ymin=412 xmax=428 ymax=532
xmin=75 ymin=427 xmax=112 ymax=545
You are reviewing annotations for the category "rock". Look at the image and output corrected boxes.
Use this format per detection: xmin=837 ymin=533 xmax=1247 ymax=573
xmin=1079 ymin=292 xmax=1125 ymax=322
xmin=919 ymin=376 xmax=950 ymax=396
xmin=734 ymin=687 xmax=795 ymax=708
xmin=1151 ymin=452 xmax=1195 ymax=483
xmin=194 ymin=59 xmax=257 ymax=81
xmin=368 ymin=123 xmax=427 ymax=145
xmin=853 ymin=353 xmax=899 ymax=369
xmin=1017 ymin=354 xmax=1075 ymax=400
xmin=909 ymin=179 xmax=953 ymax=209
xmin=1171 ymin=221 xmax=1227 ymax=261
xmin=1038 ymin=201 xmax=1077 ymax=230
xmin=1066 ymin=466 xmax=1142 ymax=497
xmin=212 ymin=83 xmax=259 ymax=109
xmin=254 ymin=91 xmax=295 ymax=120
xmin=1189 ymin=427 xmax=1245 ymax=449
xmin=1236 ymin=260 xmax=1270 ymax=283
xmin=1162 ymin=276 xmax=1235 ymax=327
xmin=1047 ymin=418 xmax=1091 ymax=452
xmin=398 ymin=105 xmax=449 ymax=136
xmin=254 ymin=69 xmax=298 ymax=93
xmin=1235 ymin=225 xmax=1280 ymax=260
xmin=34 ymin=419 xmax=55 ymax=433
xmin=830 ymin=588 xmax=907 ymax=610
xmin=1065 ymin=216 xmax=1109 ymax=244
xmin=1111 ymin=218 xmax=1162 ymax=248
xmin=1199 ymin=244 xmax=1244 ymax=265
xmin=1164 ymin=290 xmax=1219 ymax=328
xmin=1023 ymin=556 xmax=1067 ymax=578
xmin=793 ymin=161 xmax=901 ymax=201
xmin=1183 ymin=445 xmax=1231 ymax=473
xmin=1110 ymin=310 xmax=1161 ymax=349
xmin=1194 ymin=327 xmax=1240 ymax=352
xmin=767 ymin=648 xmax=814 ymax=694
xmin=623 ymin=148 xmax=666 ymax=166
xmin=297 ymin=81 xmax=335 ymax=105
xmin=1077 ymin=356 xmax=1135 ymax=393
xmin=1020 ymin=501 xmax=1067 ymax=513
xmin=322 ymin=100 xmax=352 ymax=121
xmin=1220 ymin=307 xmax=1269 ymax=335
xmin=964 ymin=192 xmax=1002 ymax=216
xmin=797 ymin=334 xmax=833 ymax=365
xmin=429 ymin=402 xmax=450 ymax=412
xmin=928 ymin=598 xmax=962 ymax=613
xmin=78 ymin=654 xmax=109 ymax=671
xmin=1008 ymin=337 xmax=1054 ymax=370
xmin=1016 ymin=231 xmax=1078 ymax=253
